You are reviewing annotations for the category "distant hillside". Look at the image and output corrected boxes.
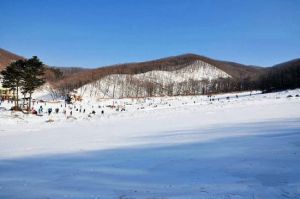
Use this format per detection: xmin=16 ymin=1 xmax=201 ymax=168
xmin=54 ymin=54 xmax=265 ymax=91
xmin=1 ymin=47 xmax=299 ymax=98
xmin=190 ymin=54 xmax=265 ymax=80
xmin=271 ymin=58 xmax=300 ymax=70
xmin=56 ymin=67 xmax=89 ymax=77
xmin=51 ymin=54 xmax=267 ymax=98
xmin=94 ymin=53 xmax=265 ymax=79
xmin=0 ymin=48 xmax=87 ymax=83
xmin=0 ymin=48 xmax=24 ymax=71
xmin=259 ymin=58 xmax=300 ymax=92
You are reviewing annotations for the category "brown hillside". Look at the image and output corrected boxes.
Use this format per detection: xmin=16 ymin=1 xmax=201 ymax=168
xmin=271 ymin=58 xmax=300 ymax=70
xmin=0 ymin=48 xmax=24 ymax=71
xmin=0 ymin=48 xmax=75 ymax=83
xmin=53 ymin=54 xmax=265 ymax=91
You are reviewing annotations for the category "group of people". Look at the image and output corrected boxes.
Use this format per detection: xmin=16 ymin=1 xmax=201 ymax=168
xmin=30 ymin=103 xmax=105 ymax=118
xmin=0 ymin=98 xmax=14 ymax=105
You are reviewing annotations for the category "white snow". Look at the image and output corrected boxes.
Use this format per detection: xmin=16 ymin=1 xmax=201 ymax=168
xmin=134 ymin=60 xmax=230 ymax=83
xmin=0 ymin=89 xmax=300 ymax=198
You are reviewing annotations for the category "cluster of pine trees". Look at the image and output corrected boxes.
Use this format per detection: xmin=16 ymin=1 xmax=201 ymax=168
xmin=0 ymin=56 xmax=45 ymax=111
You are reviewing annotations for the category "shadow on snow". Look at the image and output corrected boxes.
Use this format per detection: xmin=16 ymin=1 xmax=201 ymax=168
xmin=0 ymin=119 xmax=300 ymax=199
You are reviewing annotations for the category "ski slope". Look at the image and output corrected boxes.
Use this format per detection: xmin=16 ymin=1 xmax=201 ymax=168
xmin=0 ymin=90 xmax=300 ymax=198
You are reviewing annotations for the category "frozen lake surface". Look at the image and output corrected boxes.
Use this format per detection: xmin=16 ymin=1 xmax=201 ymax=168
xmin=0 ymin=90 xmax=300 ymax=198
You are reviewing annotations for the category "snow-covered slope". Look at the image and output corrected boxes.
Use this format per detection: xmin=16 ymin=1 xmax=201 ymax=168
xmin=134 ymin=60 xmax=230 ymax=83
xmin=0 ymin=90 xmax=300 ymax=198
xmin=77 ymin=60 xmax=230 ymax=99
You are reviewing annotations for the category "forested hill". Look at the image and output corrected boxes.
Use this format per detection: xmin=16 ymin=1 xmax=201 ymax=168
xmin=50 ymin=54 xmax=265 ymax=94
xmin=259 ymin=58 xmax=300 ymax=92
xmin=1 ymin=48 xmax=299 ymax=98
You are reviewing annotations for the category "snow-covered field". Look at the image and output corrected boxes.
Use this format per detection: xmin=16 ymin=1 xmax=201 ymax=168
xmin=0 ymin=90 xmax=300 ymax=198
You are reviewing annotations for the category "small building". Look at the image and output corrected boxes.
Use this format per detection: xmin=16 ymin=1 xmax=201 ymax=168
xmin=0 ymin=84 xmax=13 ymax=100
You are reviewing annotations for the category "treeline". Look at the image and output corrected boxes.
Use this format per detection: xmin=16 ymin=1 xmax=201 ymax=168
xmin=141 ymin=77 xmax=257 ymax=97
xmin=76 ymin=74 xmax=260 ymax=99
xmin=258 ymin=59 xmax=300 ymax=92
xmin=209 ymin=60 xmax=300 ymax=94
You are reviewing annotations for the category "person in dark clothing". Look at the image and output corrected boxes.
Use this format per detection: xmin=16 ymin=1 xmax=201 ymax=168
xmin=38 ymin=106 xmax=43 ymax=115
xmin=48 ymin=108 xmax=52 ymax=115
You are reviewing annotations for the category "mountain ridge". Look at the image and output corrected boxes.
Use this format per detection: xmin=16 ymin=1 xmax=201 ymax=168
xmin=1 ymin=48 xmax=299 ymax=98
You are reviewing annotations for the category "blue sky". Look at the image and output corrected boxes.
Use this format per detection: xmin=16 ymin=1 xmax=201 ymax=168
xmin=1 ymin=0 xmax=300 ymax=67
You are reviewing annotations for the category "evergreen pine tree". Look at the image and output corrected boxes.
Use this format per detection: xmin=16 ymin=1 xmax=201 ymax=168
xmin=21 ymin=56 xmax=45 ymax=110
xmin=0 ymin=60 xmax=25 ymax=109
